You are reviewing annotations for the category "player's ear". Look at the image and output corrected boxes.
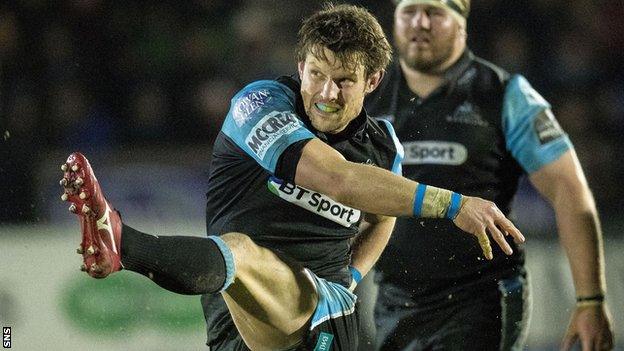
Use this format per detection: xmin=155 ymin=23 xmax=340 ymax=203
xmin=365 ymin=70 xmax=384 ymax=94
xmin=298 ymin=62 xmax=305 ymax=80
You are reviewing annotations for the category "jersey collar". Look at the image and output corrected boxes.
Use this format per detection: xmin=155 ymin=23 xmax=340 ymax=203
xmin=443 ymin=49 xmax=474 ymax=86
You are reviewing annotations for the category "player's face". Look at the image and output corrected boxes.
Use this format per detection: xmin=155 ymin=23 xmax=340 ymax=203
xmin=298 ymin=48 xmax=381 ymax=134
xmin=394 ymin=4 xmax=464 ymax=72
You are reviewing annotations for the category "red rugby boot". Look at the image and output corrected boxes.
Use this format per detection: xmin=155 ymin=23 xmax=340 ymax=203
xmin=60 ymin=152 xmax=123 ymax=278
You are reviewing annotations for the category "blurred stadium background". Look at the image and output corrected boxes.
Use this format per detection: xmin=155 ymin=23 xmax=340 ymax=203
xmin=0 ymin=0 xmax=622 ymax=350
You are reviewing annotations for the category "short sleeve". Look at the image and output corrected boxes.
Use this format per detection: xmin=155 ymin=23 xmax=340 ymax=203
xmin=274 ymin=139 xmax=312 ymax=183
xmin=378 ymin=119 xmax=404 ymax=175
xmin=502 ymin=75 xmax=573 ymax=173
xmin=221 ymin=80 xmax=315 ymax=174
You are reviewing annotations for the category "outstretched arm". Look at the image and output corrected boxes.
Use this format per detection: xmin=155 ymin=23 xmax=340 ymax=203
xmin=295 ymin=138 xmax=524 ymax=259
xmin=529 ymin=149 xmax=613 ymax=351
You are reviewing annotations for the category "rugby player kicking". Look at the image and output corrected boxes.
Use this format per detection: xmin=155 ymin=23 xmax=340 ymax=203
xmin=60 ymin=4 xmax=524 ymax=350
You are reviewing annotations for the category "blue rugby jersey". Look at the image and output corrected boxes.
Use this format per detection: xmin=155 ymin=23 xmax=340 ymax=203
xmin=202 ymin=76 xmax=402 ymax=349
xmin=365 ymin=51 xmax=572 ymax=299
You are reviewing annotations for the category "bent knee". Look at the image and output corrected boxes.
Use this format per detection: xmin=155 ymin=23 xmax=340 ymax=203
xmin=220 ymin=232 xmax=262 ymax=269
xmin=220 ymin=232 xmax=256 ymax=254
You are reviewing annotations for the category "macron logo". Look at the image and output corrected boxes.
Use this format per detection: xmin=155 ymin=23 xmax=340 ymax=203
xmin=402 ymin=141 xmax=467 ymax=165
xmin=246 ymin=111 xmax=301 ymax=159
xmin=446 ymin=102 xmax=489 ymax=127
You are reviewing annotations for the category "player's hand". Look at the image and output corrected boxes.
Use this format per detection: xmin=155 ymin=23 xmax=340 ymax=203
xmin=561 ymin=305 xmax=614 ymax=351
xmin=452 ymin=196 xmax=525 ymax=260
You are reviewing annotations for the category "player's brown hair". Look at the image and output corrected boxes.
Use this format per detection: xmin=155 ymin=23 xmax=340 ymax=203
xmin=296 ymin=3 xmax=392 ymax=77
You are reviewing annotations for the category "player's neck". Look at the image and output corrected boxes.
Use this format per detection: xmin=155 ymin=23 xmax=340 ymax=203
xmin=400 ymin=61 xmax=445 ymax=98
xmin=400 ymin=45 xmax=465 ymax=99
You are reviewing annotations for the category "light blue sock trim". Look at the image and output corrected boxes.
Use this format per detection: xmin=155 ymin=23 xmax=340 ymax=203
xmin=207 ymin=235 xmax=235 ymax=292
xmin=412 ymin=184 xmax=427 ymax=217
xmin=446 ymin=192 xmax=463 ymax=220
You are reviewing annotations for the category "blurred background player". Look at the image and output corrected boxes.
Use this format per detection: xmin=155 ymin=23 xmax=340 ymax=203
xmin=360 ymin=0 xmax=614 ymax=350
xmin=59 ymin=4 xmax=524 ymax=351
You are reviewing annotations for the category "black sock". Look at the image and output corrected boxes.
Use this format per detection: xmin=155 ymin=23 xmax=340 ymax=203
xmin=120 ymin=224 xmax=227 ymax=295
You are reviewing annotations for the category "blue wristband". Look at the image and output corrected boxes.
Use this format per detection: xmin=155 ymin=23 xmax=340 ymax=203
xmin=446 ymin=192 xmax=463 ymax=220
xmin=412 ymin=184 xmax=427 ymax=217
xmin=349 ymin=266 xmax=362 ymax=284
